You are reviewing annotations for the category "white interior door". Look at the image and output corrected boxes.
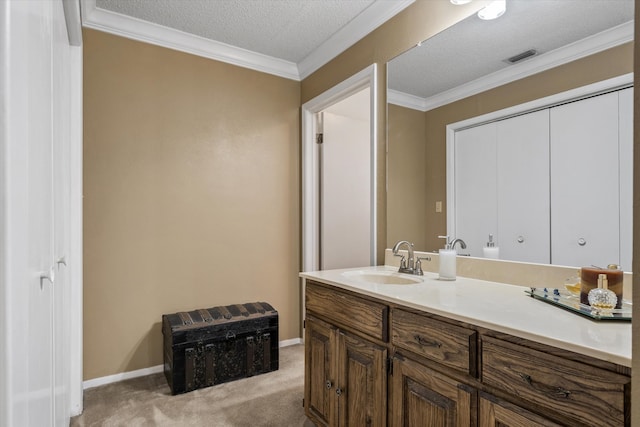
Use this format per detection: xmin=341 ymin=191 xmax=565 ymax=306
xmin=497 ymin=109 xmax=550 ymax=263
xmin=320 ymin=89 xmax=371 ymax=269
xmin=19 ymin=0 xmax=55 ymax=424
xmin=550 ymin=92 xmax=620 ymax=268
xmin=454 ymin=122 xmax=498 ymax=256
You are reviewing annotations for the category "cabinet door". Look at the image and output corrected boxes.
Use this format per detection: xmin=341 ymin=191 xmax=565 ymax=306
xmin=337 ymin=331 xmax=387 ymax=427
xmin=497 ymin=110 xmax=550 ymax=263
xmin=454 ymin=122 xmax=498 ymax=256
xmin=550 ymin=92 xmax=620 ymax=267
xmin=390 ymin=356 xmax=474 ymax=427
xmin=479 ymin=394 xmax=562 ymax=427
xmin=305 ymin=317 xmax=337 ymax=427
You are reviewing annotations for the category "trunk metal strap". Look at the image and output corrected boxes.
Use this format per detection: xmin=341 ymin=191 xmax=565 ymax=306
xmin=179 ymin=312 xmax=193 ymax=325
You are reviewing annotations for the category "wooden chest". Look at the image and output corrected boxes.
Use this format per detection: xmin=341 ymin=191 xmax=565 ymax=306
xmin=162 ymin=302 xmax=279 ymax=395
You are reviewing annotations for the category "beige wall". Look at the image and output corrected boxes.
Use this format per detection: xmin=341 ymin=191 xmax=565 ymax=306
xmin=83 ymin=29 xmax=300 ymax=380
xmin=387 ymin=104 xmax=428 ymax=249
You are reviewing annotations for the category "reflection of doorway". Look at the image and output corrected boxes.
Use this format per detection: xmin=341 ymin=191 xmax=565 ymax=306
xmin=301 ymin=65 xmax=377 ymax=272
xmin=321 ymin=89 xmax=370 ymax=269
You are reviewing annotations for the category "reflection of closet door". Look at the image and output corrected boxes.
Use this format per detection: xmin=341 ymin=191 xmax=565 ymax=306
xmin=619 ymin=88 xmax=633 ymax=272
xmin=497 ymin=110 xmax=550 ymax=263
xmin=550 ymin=92 xmax=619 ymax=268
xmin=454 ymin=122 xmax=497 ymax=256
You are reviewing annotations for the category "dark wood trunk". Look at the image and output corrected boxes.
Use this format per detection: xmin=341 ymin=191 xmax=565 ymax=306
xmin=162 ymin=302 xmax=279 ymax=395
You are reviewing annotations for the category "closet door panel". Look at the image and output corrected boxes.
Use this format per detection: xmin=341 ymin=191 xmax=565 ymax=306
xmin=454 ymin=123 xmax=497 ymax=256
xmin=497 ymin=110 xmax=550 ymax=263
xmin=618 ymin=88 xmax=633 ymax=272
xmin=550 ymin=92 xmax=619 ymax=268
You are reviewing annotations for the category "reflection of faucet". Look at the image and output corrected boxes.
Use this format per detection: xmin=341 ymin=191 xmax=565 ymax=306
xmin=450 ymin=238 xmax=467 ymax=251
xmin=392 ymin=240 xmax=414 ymax=274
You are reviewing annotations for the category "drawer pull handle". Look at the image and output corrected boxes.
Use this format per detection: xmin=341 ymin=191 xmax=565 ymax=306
xmin=553 ymin=388 xmax=571 ymax=398
xmin=326 ymin=380 xmax=332 ymax=390
xmin=414 ymin=335 xmax=441 ymax=348
xmin=518 ymin=372 xmax=572 ymax=399
xmin=336 ymin=387 xmax=343 ymax=397
xmin=519 ymin=373 xmax=532 ymax=384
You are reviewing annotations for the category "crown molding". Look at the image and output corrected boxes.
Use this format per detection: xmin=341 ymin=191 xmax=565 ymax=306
xmin=81 ymin=0 xmax=414 ymax=81
xmin=297 ymin=0 xmax=415 ymax=80
xmin=80 ymin=0 xmax=300 ymax=80
xmin=389 ymin=20 xmax=634 ymax=112
xmin=387 ymin=89 xmax=426 ymax=111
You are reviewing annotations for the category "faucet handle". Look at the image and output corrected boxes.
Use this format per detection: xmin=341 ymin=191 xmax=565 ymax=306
xmin=415 ymin=256 xmax=431 ymax=276
xmin=393 ymin=252 xmax=407 ymax=269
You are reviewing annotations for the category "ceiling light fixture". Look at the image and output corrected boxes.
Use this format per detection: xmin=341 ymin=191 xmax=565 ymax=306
xmin=450 ymin=0 xmax=472 ymax=4
xmin=477 ymin=0 xmax=506 ymax=20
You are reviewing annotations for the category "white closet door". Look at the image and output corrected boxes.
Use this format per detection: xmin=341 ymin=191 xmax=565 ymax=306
xmin=454 ymin=122 xmax=497 ymax=256
xmin=52 ymin=0 xmax=71 ymax=423
xmin=618 ymin=87 xmax=633 ymax=272
xmin=497 ymin=110 xmax=550 ymax=263
xmin=550 ymin=92 xmax=620 ymax=268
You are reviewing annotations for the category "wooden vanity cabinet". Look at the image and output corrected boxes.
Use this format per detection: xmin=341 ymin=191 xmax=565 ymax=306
xmin=478 ymin=393 xmax=563 ymax=427
xmin=390 ymin=354 xmax=475 ymax=427
xmin=304 ymin=281 xmax=631 ymax=427
xmin=305 ymin=282 xmax=389 ymax=427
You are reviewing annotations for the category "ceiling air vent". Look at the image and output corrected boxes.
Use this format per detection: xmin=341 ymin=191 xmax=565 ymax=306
xmin=504 ymin=49 xmax=538 ymax=64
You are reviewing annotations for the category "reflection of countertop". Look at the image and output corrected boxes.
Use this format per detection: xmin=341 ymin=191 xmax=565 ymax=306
xmin=300 ymin=265 xmax=632 ymax=368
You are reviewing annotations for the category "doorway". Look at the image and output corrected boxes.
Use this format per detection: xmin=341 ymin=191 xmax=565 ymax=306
xmin=301 ymin=64 xmax=377 ymax=272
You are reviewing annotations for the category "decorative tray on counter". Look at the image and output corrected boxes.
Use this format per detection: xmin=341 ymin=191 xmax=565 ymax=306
xmin=525 ymin=287 xmax=632 ymax=321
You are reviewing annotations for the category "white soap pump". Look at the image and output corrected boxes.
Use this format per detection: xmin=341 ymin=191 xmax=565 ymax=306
xmin=483 ymin=234 xmax=500 ymax=259
xmin=438 ymin=235 xmax=457 ymax=281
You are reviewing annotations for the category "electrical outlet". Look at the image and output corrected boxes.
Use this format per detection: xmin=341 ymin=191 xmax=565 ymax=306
xmin=435 ymin=201 xmax=442 ymax=213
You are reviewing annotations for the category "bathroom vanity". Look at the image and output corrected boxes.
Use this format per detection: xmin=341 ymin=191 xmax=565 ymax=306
xmin=300 ymin=266 xmax=631 ymax=427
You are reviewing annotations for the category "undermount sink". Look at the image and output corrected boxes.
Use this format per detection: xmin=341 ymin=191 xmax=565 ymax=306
xmin=341 ymin=270 xmax=423 ymax=285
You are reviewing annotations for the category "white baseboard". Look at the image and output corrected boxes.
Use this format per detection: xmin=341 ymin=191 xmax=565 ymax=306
xmin=83 ymin=338 xmax=304 ymax=390
xmin=83 ymin=364 xmax=164 ymax=390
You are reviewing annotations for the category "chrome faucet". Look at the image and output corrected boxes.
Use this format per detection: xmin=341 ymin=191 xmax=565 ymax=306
xmin=392 ymin=240 xmax=431 ymax=275
xmin=450 ymin=238 xmax=467 ymax=251
xmin=392 ymin=240 xmax=414 ymax=274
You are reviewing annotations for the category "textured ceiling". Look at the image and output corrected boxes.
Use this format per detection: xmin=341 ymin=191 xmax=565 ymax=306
xmin=388 ymin=0 xmax=634 ymax=101
xmin=95 ymin=0 xmax=378 ymax=63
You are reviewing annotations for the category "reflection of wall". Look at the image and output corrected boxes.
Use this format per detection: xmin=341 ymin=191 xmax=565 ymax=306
xmin=423 ymin=42 xmax=633 ymax=251
xmin=83 ymin=29 xmax=300 ymax=380
xmin=387 ymin=104 xmax=428 ymax=250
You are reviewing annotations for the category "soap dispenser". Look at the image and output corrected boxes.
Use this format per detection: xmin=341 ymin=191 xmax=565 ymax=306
xmin=438 ymin=235 xmax=457 ymax=281
xmin=483 ymin=234 xmax=499 ymax=259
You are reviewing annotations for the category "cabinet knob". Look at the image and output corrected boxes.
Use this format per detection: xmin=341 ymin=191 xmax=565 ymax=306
xmin=578 ymin=238 xmax=587 ymax=246
xmin=335 ymin=387 xmax=343 ymax=396
xmin=325 ymin=380 xmax=332 ymax=390
xmin=517 ymin=236 xmax=525 ymax=243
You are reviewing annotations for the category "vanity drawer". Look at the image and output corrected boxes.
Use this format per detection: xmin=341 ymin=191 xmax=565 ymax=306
xmin=305 ymin=281 xmax=388 ymax=341
xmin=391 ymin=308 xmax=477 ymax=376
xmin=481 ymin=336 xmax=629 ymax=427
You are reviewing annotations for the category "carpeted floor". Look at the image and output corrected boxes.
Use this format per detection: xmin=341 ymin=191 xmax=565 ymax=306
xmin=71 ymin=344 xmax=315 ymax=427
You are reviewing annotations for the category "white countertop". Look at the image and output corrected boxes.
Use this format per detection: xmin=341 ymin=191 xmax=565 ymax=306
xmin=300 ymin=265 xmax=631 ymax=368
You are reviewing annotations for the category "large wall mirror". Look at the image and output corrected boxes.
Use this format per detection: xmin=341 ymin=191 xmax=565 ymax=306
xmin=386 ymin=0 xmax=634 ymax=270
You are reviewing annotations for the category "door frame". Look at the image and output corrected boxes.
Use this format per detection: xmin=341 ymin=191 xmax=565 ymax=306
xmin=301 ymin=64 xmax=377 ymax=273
